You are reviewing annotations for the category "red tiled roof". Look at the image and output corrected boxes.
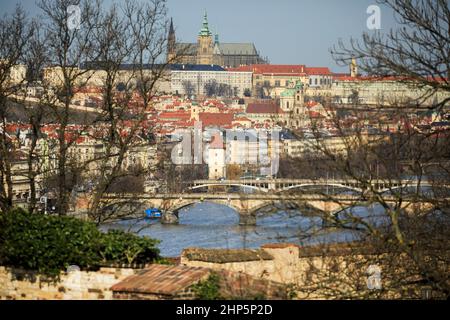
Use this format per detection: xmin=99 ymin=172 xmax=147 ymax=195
xmin=158 ymin=111 xmax=191 ymax=121
xmin=305 ymin=67 xmax=332 ymax=75
xmin=110 ymin=264 xmax=209 ymax=296
xmin=199 ymin=112 xmax=234 ymax=127
xmin=228 ymin=64 xmax=306 ymax=75
xmin=246 ymin=103 xmax=283 ymax=114
xmin=209 ymin=132 xmax=224 ymax=149
xmin=308 ymin=111 xmax=324 ymax=118
xmin=306 ymin=101 xmax=319 ymax=107
xmin=233 ymin=117 xmax=252 ymax=122
xmin=334 ymin=75 xmax=448 ymax=83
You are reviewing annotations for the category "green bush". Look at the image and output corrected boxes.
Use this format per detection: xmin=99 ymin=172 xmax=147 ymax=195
xmin=192 ymin=273 xmax=222 ymax=300
xmin=0 ymin=208 xmax=101 ymax=278
xmin=0 ymin=209 xmax=161 ymax=278
xmin=99 ymin=229 xmax=160 ymax=265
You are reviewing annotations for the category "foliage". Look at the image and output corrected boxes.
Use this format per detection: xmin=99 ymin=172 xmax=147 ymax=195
xmin=192 ymin=273 xmax=222 ymax=300
xmin=98 ymin=229 xmax=160 ymax=265
xmin=226 ymin=164 xmax=242 ymax=180
xmin=0 ymin=208 xmax=101 ymax=278
xmin=0 ymin=209 xmax=161 ymax=278
xmin=203 ymin=80 xmax=233 ymax=97
xmin=182 ymin=80 xmax=195 ymax=97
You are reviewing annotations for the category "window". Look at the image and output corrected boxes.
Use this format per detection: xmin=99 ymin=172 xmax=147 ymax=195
xmin=275 ymin=80 xmax=280 ymax=87
xmin=315 ymin=78 xmax=318 ymax=85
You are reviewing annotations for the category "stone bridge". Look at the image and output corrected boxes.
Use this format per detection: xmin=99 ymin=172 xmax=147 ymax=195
xmin=102 ymin=192 xmax=437 ymax=225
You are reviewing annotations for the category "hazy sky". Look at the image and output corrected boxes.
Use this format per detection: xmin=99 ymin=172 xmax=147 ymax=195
xmin=0 ymin=0 xmax=400 ymax=72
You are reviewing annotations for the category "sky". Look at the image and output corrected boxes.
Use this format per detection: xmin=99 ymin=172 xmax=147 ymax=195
xmin=0 ymin=0 xmax=400 ymax=72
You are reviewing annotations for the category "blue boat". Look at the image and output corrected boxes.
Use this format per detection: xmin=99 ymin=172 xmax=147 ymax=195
xmin=145 ymin=208 xmax=161 ymax=219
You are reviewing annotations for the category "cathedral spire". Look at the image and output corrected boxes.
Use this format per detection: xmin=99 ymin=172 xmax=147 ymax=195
xmin=199 ymin=10 xmax=212 ymax=36
xmin=169 ymin=17 xmax=174 ymax=35
xmin=167 ymin=17 xmax=176 ymax=61
xmin=214 ymin=27 xmax=219 ymax=45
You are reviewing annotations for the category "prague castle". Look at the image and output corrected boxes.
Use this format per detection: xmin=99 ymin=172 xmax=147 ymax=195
xmin=167 ymin=12 xmax=267 ymax=68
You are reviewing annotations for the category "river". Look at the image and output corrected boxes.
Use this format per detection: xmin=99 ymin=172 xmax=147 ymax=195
xmin=101 ymin=202 xmax=387 ymax=257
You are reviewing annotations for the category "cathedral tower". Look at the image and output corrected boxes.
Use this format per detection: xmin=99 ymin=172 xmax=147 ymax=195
xmin=196 ymin=11 xmax=214 ymax=65
xmin=167 ymin=18 xmax=176 ymax=63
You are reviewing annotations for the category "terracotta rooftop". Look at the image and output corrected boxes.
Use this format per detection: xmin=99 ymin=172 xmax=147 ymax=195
xmin=209 ymin=132 xmax=224 ymax=149
xmin=182 ymin=248 xmax=274 ymax=263
xmin=246 ymin=103 xmax=283 ymax=114
xmin=228 ymin=64 xmax=306 ymax=75
xmin=199 ymin=112 xmax=234 ymax=127
xmin=110 ymin=264 xmax=209 ymax=295
xmin=305 ymin=67 xmax=332 ymax=75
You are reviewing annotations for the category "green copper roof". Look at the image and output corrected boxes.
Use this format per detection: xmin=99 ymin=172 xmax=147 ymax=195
xmin=280 ymin=80 xmax=303 ymax=97
xmin=199 ymin=11 xmax=212 ymax=36
xmin=294 ymin=80 xmax=304 ymax=90
xmin=280 ymin=89 xmax=296 ymax=97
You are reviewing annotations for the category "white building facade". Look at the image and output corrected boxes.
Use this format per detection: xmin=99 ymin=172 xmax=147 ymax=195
xmin=171 ymin=70 xmax=253 ymax=97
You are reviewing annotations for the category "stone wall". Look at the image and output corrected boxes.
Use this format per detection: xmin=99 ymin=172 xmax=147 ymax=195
xmin=180 ymin=243 xmax=441 ymax=299
xmin=0 ymin=266 xmax=136 ymax=300
xmin=181 ymin=244 xmax=304 ymax=285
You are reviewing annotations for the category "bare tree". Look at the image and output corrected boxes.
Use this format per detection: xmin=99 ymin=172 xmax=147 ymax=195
xmin=331 ymin=0 xmax=450 ymax=110
xmin=284 ymin=0 xmax=450 ymax=298
xmin=85 ymin=0 xmax=177 ymax=224
xmin=0 ymin=5 xmax=33 ymax=212
xmin=182 ymin=80 xmax=195 ymax=97
xmin=36 ymin=0 xmax=102 ymax=215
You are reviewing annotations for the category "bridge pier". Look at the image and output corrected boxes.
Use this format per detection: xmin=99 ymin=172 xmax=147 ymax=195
xmin=161 ymin=211 xmax=179 ymax=224
xmin=239 ymin=213 xmax=256 ymax=226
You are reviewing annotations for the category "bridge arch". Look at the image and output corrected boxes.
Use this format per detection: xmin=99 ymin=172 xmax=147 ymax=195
xmin=169 ymin=199 xmax=243 ymax=216
xmin=246 ymin=199 xmax=329 ymax=216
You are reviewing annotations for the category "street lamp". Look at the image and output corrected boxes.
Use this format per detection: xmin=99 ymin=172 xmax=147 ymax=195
xmin=40 ymin=196 xmax=48 ymax=214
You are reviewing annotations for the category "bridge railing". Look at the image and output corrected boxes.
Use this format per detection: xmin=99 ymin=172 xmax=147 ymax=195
xmin=186 ymin=179 xmax=445 ymax=192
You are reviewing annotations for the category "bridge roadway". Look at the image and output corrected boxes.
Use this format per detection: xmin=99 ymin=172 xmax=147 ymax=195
xmin=186 ymin=178 xmax=444 ymax=193
xmin=103 ymin=192 xmax=438 ymax=225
